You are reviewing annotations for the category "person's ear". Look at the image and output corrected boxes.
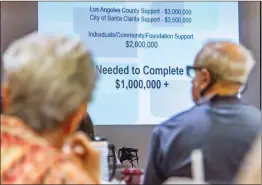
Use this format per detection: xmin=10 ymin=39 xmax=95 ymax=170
xmin=199 ymin=68 xmax=211 ymax=90
xmin=1 ymin=83 xmax=11 ymax=111
xmin=63 ymin=102 xmax=88 ymax=135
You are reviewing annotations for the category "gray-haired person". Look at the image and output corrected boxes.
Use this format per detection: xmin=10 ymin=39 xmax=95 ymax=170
xmin=143 ymin=41 xmax=261 ymax=184
xmin=1 ymin=32 xmax=100 ymax=184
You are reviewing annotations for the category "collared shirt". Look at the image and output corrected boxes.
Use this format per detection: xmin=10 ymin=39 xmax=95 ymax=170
xmin=143 ymin=96 xmax=261 ymax=184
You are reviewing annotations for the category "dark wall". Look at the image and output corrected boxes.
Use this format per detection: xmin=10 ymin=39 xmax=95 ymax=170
xmin=1 ymin=2 xmax=38 ymax=54
xmin=1 ymin=1 xmax=261 ymax=168
xmin=239 ymin=2 xmax=261 ymax=109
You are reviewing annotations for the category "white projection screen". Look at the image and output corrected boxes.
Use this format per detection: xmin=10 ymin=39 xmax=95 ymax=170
xmin=38 ymin=2 xmax=239 ymax=125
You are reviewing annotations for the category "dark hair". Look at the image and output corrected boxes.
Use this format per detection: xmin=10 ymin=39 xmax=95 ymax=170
xmin=78 ymin=113 xmax=95 ymax=139
xmin=0 ymin=97 xmax=2 ymax=114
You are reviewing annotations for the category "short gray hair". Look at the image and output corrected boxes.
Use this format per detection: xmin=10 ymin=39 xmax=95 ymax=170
xmin=195 ymin=41 xmax=255 ymax=83
xmin=3 ymin=32 xmax=96 ymax=132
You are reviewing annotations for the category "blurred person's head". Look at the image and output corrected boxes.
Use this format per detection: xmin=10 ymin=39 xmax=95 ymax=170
xmin=187 ymin=41 xmax=255 ymax=103
xmin=1 ymin=32 xmax=96 ymax=148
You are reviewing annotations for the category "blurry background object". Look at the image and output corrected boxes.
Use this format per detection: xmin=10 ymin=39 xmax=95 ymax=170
xmin=122 ymin=168 xmax=143 ymax=185
xmin=91 ymin=137 xmax=120 ymax=182
xmin=118 ymin=147 xmax=142 ymax=184
xmin=108 ymin=143 xmax=117 ymax=181
xmin=91 ymin=138 xmax=109 ymax=182
xmin=118 ymin=147 xmax=139 ymax=168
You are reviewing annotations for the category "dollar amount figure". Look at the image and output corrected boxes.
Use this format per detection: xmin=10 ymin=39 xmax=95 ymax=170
xmin=116 ymin=79 xmax=162 ymax=90
xmin=126 ymin=41 xmax=159 ymax=49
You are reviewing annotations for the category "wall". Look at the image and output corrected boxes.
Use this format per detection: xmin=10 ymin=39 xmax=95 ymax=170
xmin=0 ymin=2 xmax=38 ymax=54
xmin=239 ymin=2 xmax=261 ymax=109
xmin=1 ymin=1 xmax=261 ymax=169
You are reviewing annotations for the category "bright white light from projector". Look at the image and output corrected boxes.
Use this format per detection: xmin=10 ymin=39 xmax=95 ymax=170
xmin=38 ymin=2 xmax=239 ymax=125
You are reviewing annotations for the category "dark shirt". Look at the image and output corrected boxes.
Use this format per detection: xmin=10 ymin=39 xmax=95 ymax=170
xmin=143 ymin=96 xmax=261 ymax=184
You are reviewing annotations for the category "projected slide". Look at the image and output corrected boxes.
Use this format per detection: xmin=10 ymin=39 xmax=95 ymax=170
xmin=38 ymin=2 xmax=239 ymax=125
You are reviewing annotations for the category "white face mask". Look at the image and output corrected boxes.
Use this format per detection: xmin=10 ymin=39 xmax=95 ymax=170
xmin=237 ymin=93 xmax=241 ymax=99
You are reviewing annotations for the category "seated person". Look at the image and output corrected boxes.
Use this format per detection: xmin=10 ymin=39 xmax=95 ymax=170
xmin=143 ymin=41 xmax=261 ymax=184
xmin=1 ymin=32 xmax=100 ymax=184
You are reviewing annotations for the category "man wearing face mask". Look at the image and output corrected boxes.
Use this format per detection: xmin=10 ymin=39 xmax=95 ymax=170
xmin=143 ymin=41 xmax=261 ymax=184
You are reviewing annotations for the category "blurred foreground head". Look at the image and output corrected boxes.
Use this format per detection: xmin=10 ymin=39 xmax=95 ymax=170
xmin=188 ymin=41 xmax=255 ymax=102
xmin=2 ymin=32 xmax=96 ymax=139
